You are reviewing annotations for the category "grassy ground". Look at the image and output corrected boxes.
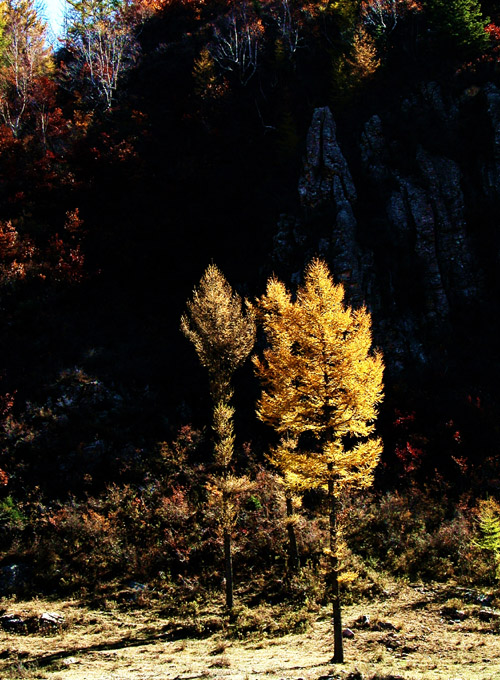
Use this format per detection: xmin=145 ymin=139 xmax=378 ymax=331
xmin=1 ymin=580 xmax=499 ymax=680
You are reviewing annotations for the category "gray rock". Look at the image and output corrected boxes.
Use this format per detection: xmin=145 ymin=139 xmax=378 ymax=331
xmin=394 ymin=174 xmax=450 ymax=321
xmin=361 ymin=114 xmax=391 ymax=184
xmin=274 ymin=79 xmax=498 ymax=374
xmin=379 ymin=145 xmax=481 ymax=326
xmin=478 ymin=608 xmax=500 ymax=621
xmin=298 ymin=107 xmax=356 ymax=210
xmin=420 ymin=81 xmax=459 ymax=132
xmin=484 ymin=83 xmax=500 ymax=196
xmin=40 ymin=612 xmax=65 ymax=628
xmin=386 ymin=190 xmax=411 ymax=240
xmin=0 ymin=614 xmax=27 ymax=632
xmin=342 ymin=627 xmax=355 ymax=638
xmin=354 ymin=614 xmax=370 ymax=627
xmin=62 ymin=657 xmax=79 ymax=666
xmin=272 ymin=214 xmax=304 ymax=265
xmin=415 ymin=147 xmax=481 ymax=305
xmin=298 ymin=106 xmax=366 ymax=305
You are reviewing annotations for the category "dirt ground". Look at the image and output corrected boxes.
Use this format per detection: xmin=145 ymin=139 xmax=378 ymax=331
xmin=1 ymin=581 xmax=499 ymax=680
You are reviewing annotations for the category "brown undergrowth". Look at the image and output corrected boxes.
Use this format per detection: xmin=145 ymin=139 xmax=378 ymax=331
xmin=1 ymin=579 xmax=499 ymax=680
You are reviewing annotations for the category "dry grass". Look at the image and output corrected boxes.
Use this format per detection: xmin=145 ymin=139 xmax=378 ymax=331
xmin=1 ymin=580 xmax=499 ymax=680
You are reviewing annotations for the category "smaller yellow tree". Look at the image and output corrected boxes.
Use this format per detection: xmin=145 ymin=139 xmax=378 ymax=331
xmin=193 ymin=47 xmax=221 ymax=99
xmin=181 ymin=264 xmax=256 ymax=405
xmin=347 ymin=26 xmax=380 ymax=84
xmin=254 ymin=258 xmax=383 ymax=663
xmin=181 ymin=264 xmax=256 ymax=610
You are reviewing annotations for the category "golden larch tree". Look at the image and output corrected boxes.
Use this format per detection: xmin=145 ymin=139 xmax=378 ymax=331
xmin=348 ymin=26 xmax=380 ymax=83
xmin=253 ymin=258 xmax=384 ymax=663
xmin=181 ymin=264 xmax=256 ymax=610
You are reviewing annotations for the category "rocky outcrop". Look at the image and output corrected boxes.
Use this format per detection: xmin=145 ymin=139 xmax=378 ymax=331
xmin=390 ymin=174 xmax=451 ymax=321
xmin=484 ymin=83 xmax=500 ymax=197
xmin=415 ymin=148 xmax=480 ymax=305
xmin=360 ymin=114 xmax=390 ymax=185
xmin=360 ymin=113 xmax=482 ymax=327
xmin=420 ymin=81 xmax=459 ymax=132
xmin=297 ymin=107 xmax=365 ymax=305
xmin=0 ymin=611 xmax=65 ymax=633
xmin=278 ymin=79 xmax=498 ymax=369
xmin=298 ymin=107 xmax=356 ymax=210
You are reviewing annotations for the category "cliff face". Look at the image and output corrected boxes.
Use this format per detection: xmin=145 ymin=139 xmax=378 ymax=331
xmin=274 ymin=81 xmax=500 ymax=374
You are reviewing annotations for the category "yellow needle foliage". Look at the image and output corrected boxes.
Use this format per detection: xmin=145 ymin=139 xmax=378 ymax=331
xmin=254 ymin=258 xmax=384 ymax=494
xmin=181 ymin=264 xmax=256 ymax=610
xmin=181 ymin=264 xmax=256 ymax=404
xmin=348 ymin=26 xmax=381 ymax=83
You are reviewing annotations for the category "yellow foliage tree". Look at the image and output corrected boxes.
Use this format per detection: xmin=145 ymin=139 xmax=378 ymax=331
xmin=253 ymin=258 xmax=384 ymax=663
xmin=181 ymin=264 xmax=256 ymax=404
xmin=348 ymin=25 xmax=380 ymax=81
xmin=193 ymin=47 xmax=223 ymax=100
xmin=181 ymin=264 xmax=256 ymax=610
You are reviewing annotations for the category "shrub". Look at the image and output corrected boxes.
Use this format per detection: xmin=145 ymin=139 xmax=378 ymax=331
xmin=0 ymin=495 xmax=26 ymax=529
xmin=474 ymin=497 xmax=500 ymax=581
xmin=343 ymin=484 xmax=480 ymax=582
xmin=426 ymin=0 xmax=490 ymax=55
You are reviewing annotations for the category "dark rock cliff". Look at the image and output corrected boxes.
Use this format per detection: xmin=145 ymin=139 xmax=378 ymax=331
xmin=272 ymin=81 xmax=500 ymax=378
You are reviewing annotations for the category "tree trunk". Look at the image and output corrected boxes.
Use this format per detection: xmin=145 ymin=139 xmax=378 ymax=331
xmin=224 ymin=527 xmax=234 ymax=611
xmin=328 ymin=478 xmax=344 ymax=663
xmin=285 ymin=491 xmax=300 ymax=572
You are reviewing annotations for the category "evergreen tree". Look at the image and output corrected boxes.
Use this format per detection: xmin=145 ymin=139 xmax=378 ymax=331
xmin=181 ymin=264 xmax=256 ymax=610
xmin=476 ymin=498 xmax=500 ymax=581
xmin=426 ymin=0 xmax=489 ymax=54
xmin=253 ymin=258 xmax=384 ymax=663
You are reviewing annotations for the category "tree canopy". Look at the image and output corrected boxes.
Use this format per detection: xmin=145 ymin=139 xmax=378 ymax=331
xmin=254 ymin=258 xmax=384 ymax=662
xmin=254 ymin=258 xmax=384 ymax=494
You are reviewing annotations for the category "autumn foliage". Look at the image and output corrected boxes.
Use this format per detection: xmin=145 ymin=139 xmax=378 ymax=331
xmin=0 ymin=0 xmax=498 ymax=640
xmin=181 ymin=265 xmax=256 ymax=609
xmin=254 ymin=259 xmax=384 ymax=662
xmin=254 ymin=259 xmax=384 ymax=491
